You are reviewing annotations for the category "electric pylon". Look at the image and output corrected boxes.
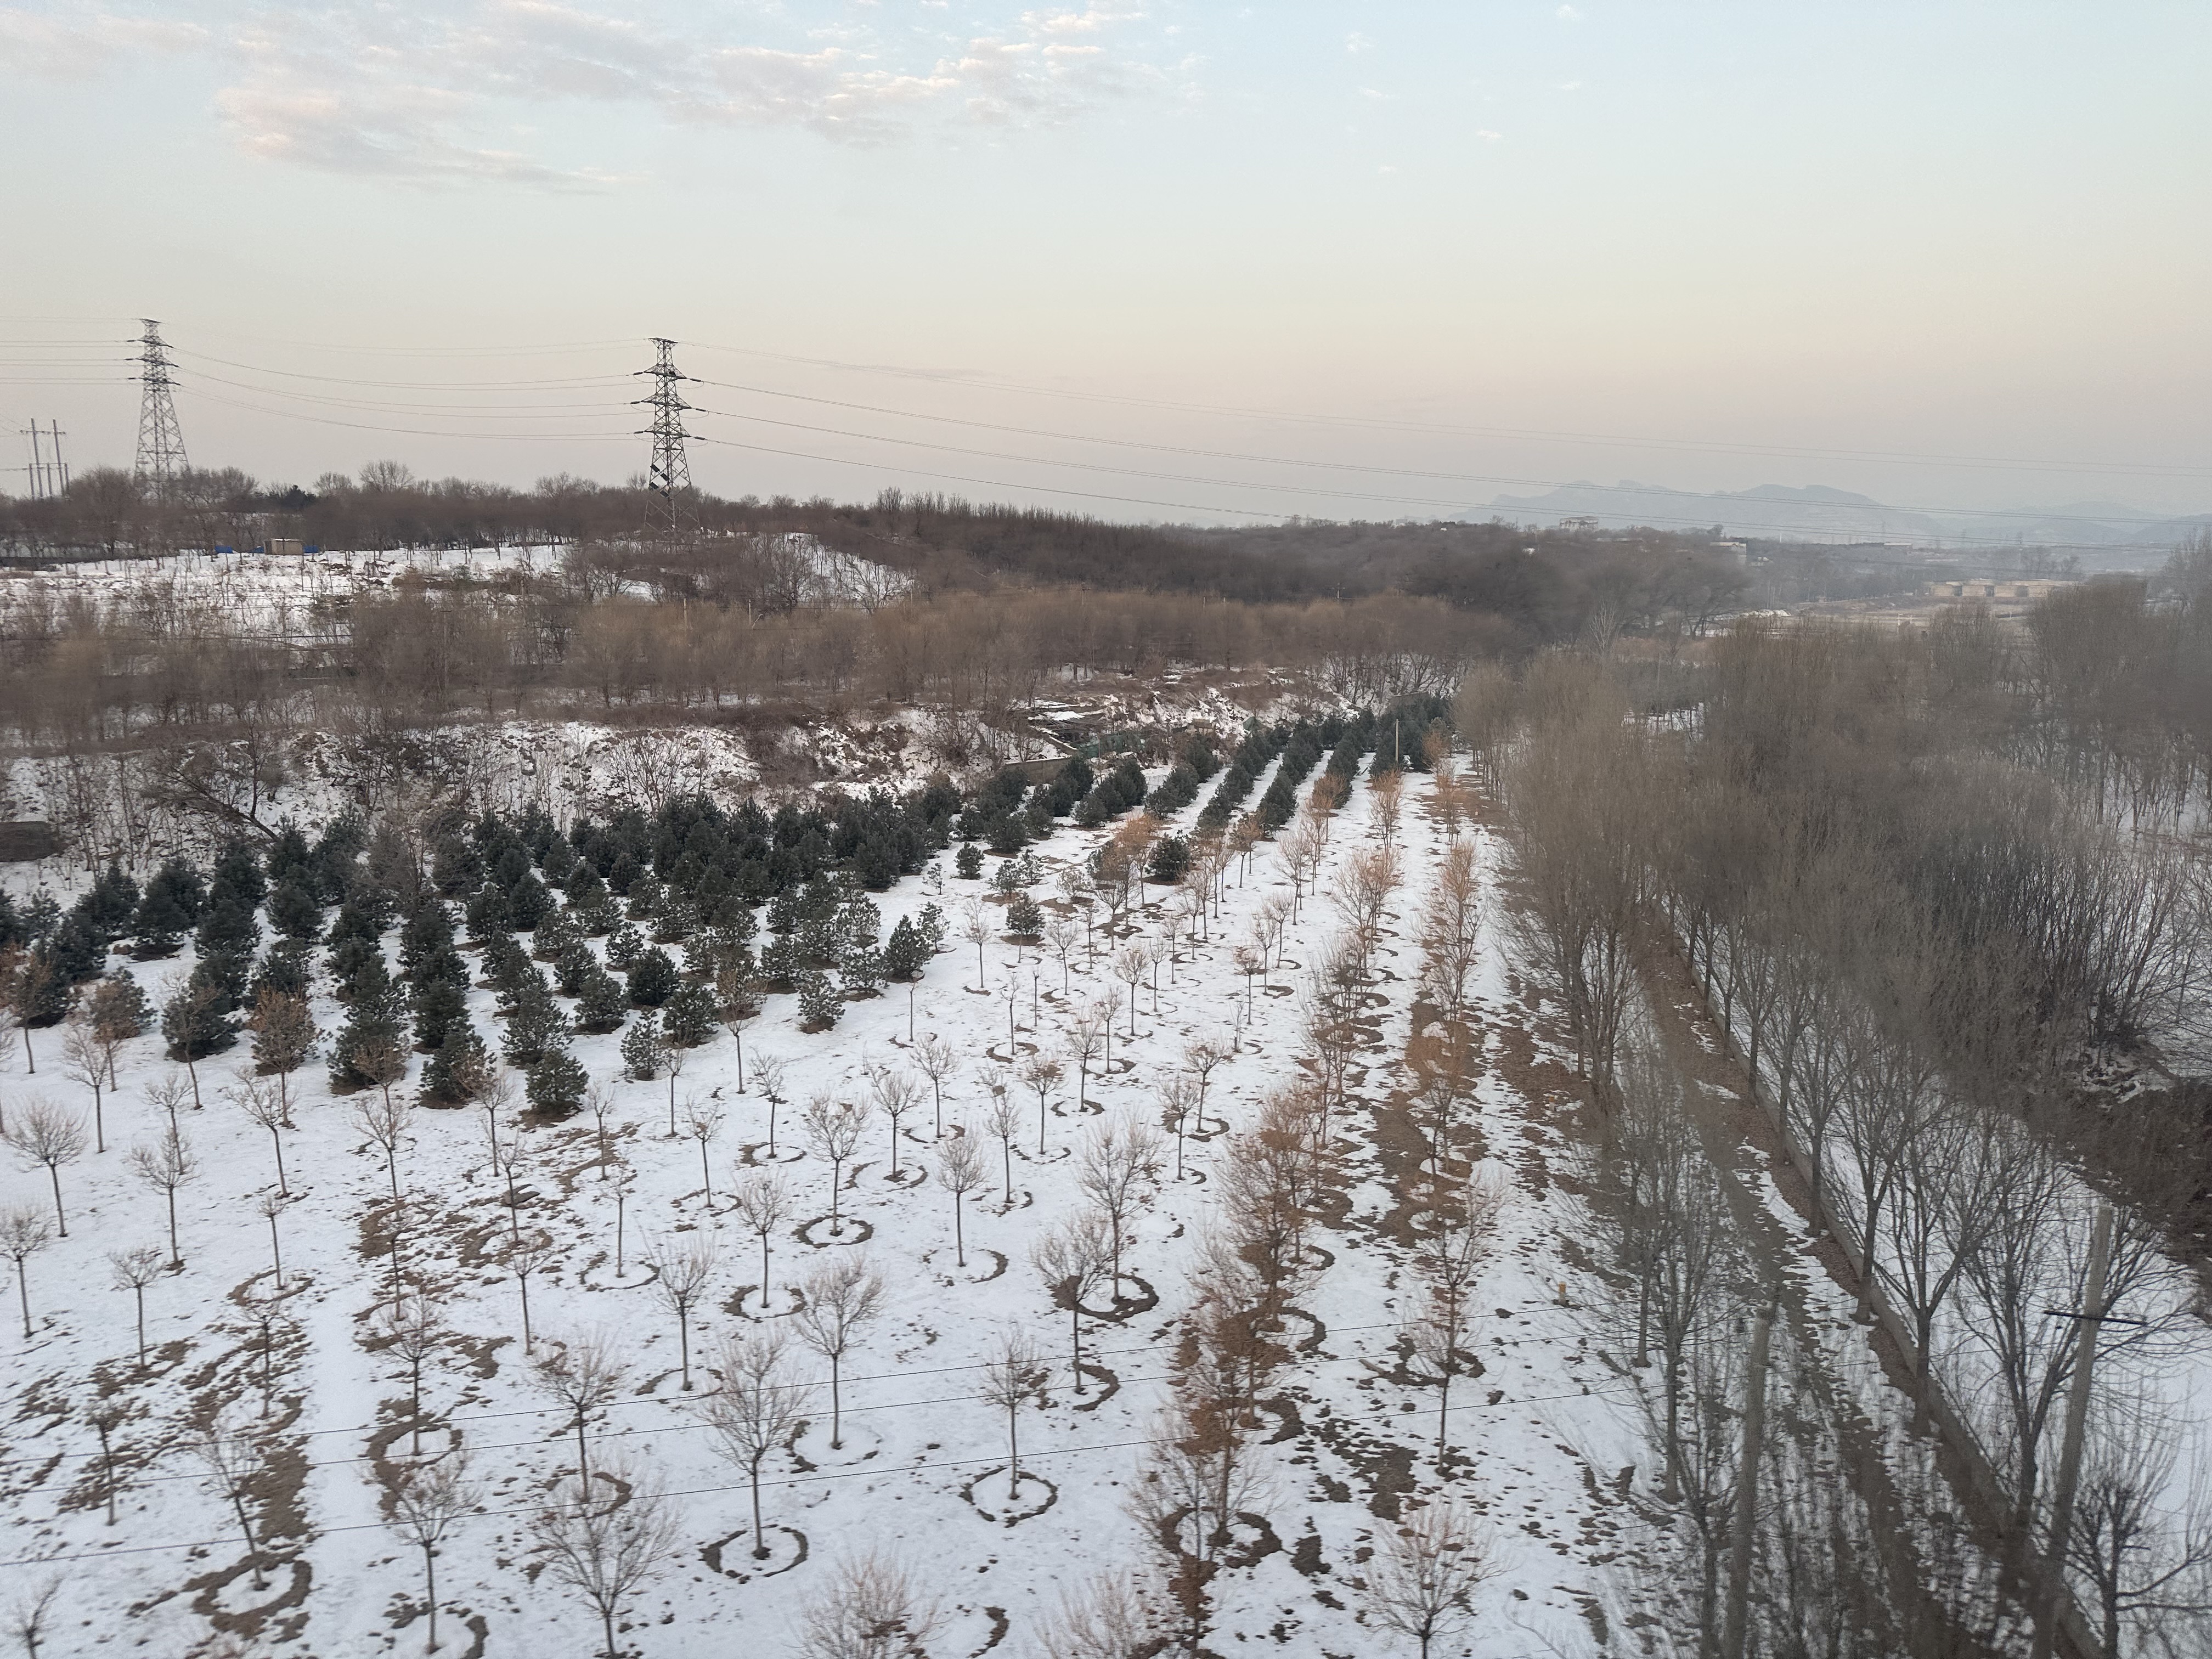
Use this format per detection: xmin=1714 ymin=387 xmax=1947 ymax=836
xmin=635 ymin=337 xmax=695 ymax=537
xmin=133 ymin=319 xmax=188 ymax=484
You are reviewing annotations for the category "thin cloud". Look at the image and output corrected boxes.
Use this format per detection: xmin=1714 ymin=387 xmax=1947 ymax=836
xmin=0 ymin=1 xmax=1184 ymax=183
xmin=0 ymin=6 xmax=206 ymax=76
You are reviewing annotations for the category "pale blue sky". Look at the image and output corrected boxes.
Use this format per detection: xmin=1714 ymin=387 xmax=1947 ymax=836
xmin=3 ymin=2 xmax=2207 ymax=522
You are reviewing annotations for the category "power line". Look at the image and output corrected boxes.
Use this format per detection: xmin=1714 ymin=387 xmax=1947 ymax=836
xmin=680 ymin=340 xmax=2212 ymax=481
xmin=180 ymin=385 xmax=630 ymax=443
xmin=167 ymin=346 xmax=632 ymax=391
xmin=684 ymin=375 xmax=2192 ymax=532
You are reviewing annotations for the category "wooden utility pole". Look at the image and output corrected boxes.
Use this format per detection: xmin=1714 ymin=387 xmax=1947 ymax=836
xmin=1722 ymin=1306 xmax=1773 ymax=1659
xmin=2028 ymin=1200 xmax=2111 ymax=1659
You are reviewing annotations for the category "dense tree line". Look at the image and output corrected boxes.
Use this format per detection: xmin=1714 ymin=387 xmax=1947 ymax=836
xmin=3 ymin=465 xmax=1763 ymax=641
xmin=1483 ymin=573 xmax=2212 ymax=1653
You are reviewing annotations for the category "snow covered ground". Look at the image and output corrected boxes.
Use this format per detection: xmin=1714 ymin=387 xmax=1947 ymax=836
xmin=1 ymin=767 xmax=1671 ymax=1657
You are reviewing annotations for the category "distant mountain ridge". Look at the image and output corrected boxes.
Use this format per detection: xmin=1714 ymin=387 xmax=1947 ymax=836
xmin=1480 ymin=481 xmax=2209 ymax=552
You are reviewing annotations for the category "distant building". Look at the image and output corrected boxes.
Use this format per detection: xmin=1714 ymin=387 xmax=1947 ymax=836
xmin=1926 ymin=578 xmax=2072 ymax=601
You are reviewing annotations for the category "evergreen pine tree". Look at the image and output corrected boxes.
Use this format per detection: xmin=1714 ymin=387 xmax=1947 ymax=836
xmin=620 ymin=1018 xmax=668 ymax=1080
xmin=211 ymin=839 xmax=267 ymax=913
xmin=411 ymin=973 xmax=469 ymax=1053
xmin=533 ymin=905 xmax=583 ymax=963
xmin=662 ymin=982 xmax=720 ymax=1047
xmin=555 ymin=940 xmax=598 ymax=996
xmin=482 ymin=933 xmax=537 ymax=1004
xmin=163 ymin=981 xmax=238 ymax=1060
xmin=421 ymin=1018 xmax=488 ymax=1103
xmin=43 ymin=915 xmax=105 ymax=984
xmin=917 ymin=902 xmax=950 ymax=953
xmin=194 ymin=879 xmax=261 ymax=958
xmin=330 ymin=953 xmax=409 ymax=1087
xmin=573 ymin=966 xmax=629 ymax=1034
xmin=1006 ymin=893 xmax=1044 ymax=938
xmin=605 ymin=922 xmax=646 ymax=972
xmin=83 ymin=861 xmax=140 ymax=945
xmin=795 ymin=968 xmax=844 ymax=1030
xmin=506 ymin=871 xmax=554 ymax=933
xmin=268 ymin=877 xmax=325 ymax=943
xmin=882 ymin=916 xmax=928 ymax=981
xmin=758 ymin=934 xmax=799 ymax=990
xmin=310 ymin=810 xmax=369 ymax=904
xmin=430 ymin=834 xmax=483 ymax=897
xmin=249 ymin=941 xmax=313 ymax=1002
xmin=627 ymin=947 xmax=680 ymax=1008
xmin=500 ymin=979 xmax=570 ymax=1068
xmin=328 ymin=934 xmax=381 ymax=997
xmin=91 ymin=969 xmax=153 ymax=1037
xmin=955 ymin=844 xmax=985 ymax=879
xmin=266 ymin=821 xmax=315 ymax=891
xmin=398 ymin=899 xmax=454 ymax=973
xmin=132 ymin=857 xmax=204 ymax=956
xmin=190 ymin=947 xmax=251 ymax=1015
xmin=527 ymin=1050 xmax=589 ymax=1118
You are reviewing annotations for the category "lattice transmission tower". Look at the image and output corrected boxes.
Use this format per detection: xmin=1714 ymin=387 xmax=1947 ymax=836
xmin=636 ymin=337 xmax=695 ymax=537
xmin=133 ymin=319 xmax=188 ymax=484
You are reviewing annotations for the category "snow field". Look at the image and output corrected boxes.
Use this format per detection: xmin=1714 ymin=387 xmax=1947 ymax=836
xmin=3 ymin=763 xmax=1659 ymax=1658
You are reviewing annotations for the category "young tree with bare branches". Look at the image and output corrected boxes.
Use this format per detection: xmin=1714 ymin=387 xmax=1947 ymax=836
xmin=382 ymin=1447 xmax=477 ymax=1656
xmin=109 ymin=1242 xmax=161 ymax=1362
xmin=248 ymin=987 xmax=316 ymax=1128
xmin=1019 ymin=1052 xmax=1064 ymax=1155
xmin=1044 ymin=917 xmax=1082 ymax=995
xmin=7 ymin=1101 xmax=88 ymax=1235
xmin=506 ymin=1229 xmax=555 ymax=1355
xmin=802 ymin=1095 xmax=866 ymax=1236
xmin=61 ymin=1022 xmax=110 ymax=1154
xmin=1418 ymin=839 xmax=1483 ymax=1016
xmin=2 ymin=1202 xmax=53 ymax=1339
xmin=1066 ymin=1010 xmax=1107 ymax=1114
xmin=795 ymin=1551 xmax=943 ymax=1659
xmin=1080 ymin=1116 xmax=1164 ymax=1292
xmin=980 ymin=1328 xmax=1047 ymax=1506
xmin=938 ymin=1132 xmax=986 ymax=1268
xmin=643 ymin=1232 xmax=717 ymax=1389
xmin=984 ymin=1088 xmax=1022 ymax=1210
xmin=1411 ymin=1173 xmax=1502 ymax=1466
xmin=752 ymin=1052 xmax=788 ymax=1156
xmin=793 ymin=1254 xmax=885 ymax=1450
xmin=1363 ymin=1498 xmax=1494 ymax=1658
xmin=1032 ymin=1212 xmax=1113 ymax=1395
xmin=534 ymin=1331 xmax=630 ymax=1481
xmin=1111 ymin=944 xmax=1148 ymax=1037
xmin=255 ymin=1190 xmax=288 ymax=1288
xmin=911 ymin=1032 xmax=957 ymax=1137
xmin=193 ymin=1412 xmax=275 ymax=1592
xmin=731 ymin=1171 xmax=791 ymax=1312
xmin=375 ymin=1289 xmax=444 ymax=1454
xmin=528 ymin=1449 xmax=679 ymax=1659
xmin=681 ymin=1094 xmax=725 ymax=1204
xmin=699 ymin=1330 xmax=812 ymax=1562
xmin=1035 ymin=1570 xmax=1164 ymax=1659
xmin=234 ymin=1073 xmax=294 ymax=1195
xmin=867 ymin=1066 xmax=921 ymax=1178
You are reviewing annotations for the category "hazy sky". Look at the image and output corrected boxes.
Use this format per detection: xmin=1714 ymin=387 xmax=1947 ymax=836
xmin=3 ymin=2 xmax=2208 ymax=526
